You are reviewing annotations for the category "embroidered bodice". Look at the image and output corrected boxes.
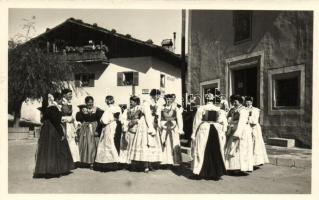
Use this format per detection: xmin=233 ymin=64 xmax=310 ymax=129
xmin=161 ymin=107 xmax=177 ymax=121
xmin=202 ymin=110 xmax=219 ymax=122
xmin=127 ymin=108 xmax=143 ymax=121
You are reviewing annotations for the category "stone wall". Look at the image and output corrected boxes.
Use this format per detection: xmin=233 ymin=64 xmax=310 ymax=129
xmin=187 ymin=10 xmax=313 ymax=147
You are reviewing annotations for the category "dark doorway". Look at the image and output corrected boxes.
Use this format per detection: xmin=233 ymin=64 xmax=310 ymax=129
xmin=232 ymin=66 xmax=258 ymax=107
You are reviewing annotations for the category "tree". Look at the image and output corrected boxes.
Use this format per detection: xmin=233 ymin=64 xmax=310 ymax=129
xmin=8 ymin=16 xmax=79 ymax=127
xmin=8 ymin=42 xmax=76 ymax=127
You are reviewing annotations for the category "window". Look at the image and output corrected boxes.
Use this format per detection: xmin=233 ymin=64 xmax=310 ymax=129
xmin=160 ymin=74 xmax=165 ymax=88
xmin=75 ymin=73 xmax=95 ymax=87
xmin=268 ymin=64 xmax=305 ymax=115
xmin=273 ymin=72 xmax=300 ymax=109
xmin=233 ymin=11 xmax=252 ymax=44
xmin=117 ymin=71 xmax=139 ymax=86
xmin=200 ymin=79 xmax=220 ymax=105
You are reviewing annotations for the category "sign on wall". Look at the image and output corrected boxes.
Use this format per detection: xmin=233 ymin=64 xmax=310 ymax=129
xmin=142 ymin=89 xmax=149 ymax=94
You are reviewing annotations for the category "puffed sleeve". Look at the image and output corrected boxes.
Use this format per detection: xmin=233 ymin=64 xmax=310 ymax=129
xmin=100 ymin=108 xmax=114 ymax=125
xmin=248 ymin=107 xmax=260 ymax=125
xmin=121 ymin=109 xmax=128 ymax=132
xmin=191 ymin=106 xmax=203 ymax=140
xmin=233 ymin=108 xmax=249 ymax=138
xmin=218 ymin=110 xmax=228 ymax=133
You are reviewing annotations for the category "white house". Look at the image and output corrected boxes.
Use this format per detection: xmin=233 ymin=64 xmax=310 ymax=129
xmin=20 ymin=18 xmax=182 ymax=123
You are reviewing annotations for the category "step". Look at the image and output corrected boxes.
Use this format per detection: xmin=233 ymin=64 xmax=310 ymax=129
xmin=267 ymin=137 xmax=295 ymax=148
xmin=8 ymin=127 xmax=30 ymax=140
xmin=28 ymin=130 xmax=34 ymax=138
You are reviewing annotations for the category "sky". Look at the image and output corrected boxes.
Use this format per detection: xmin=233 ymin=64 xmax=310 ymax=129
xmin=9 ymin=8 xmax=186 ymax=54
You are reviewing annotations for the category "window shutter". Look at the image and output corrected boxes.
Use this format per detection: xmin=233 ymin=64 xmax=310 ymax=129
xmin=117 ymin=72 xmax=123 ymax=86
xmin=133 ymin=72 xmax=139 ymax=86
xmin=75 ymin=74 xmax=81 ymax=87
xmin=89 ymin=74 xmax=95 ymax=87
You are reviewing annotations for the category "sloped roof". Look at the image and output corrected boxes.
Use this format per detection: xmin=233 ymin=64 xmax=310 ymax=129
xmin=24 ymin=18 xmax=182 ymax=67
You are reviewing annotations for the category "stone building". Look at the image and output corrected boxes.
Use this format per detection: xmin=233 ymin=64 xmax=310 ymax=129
xmin=187 ymin=10 xmax=313 ymax=147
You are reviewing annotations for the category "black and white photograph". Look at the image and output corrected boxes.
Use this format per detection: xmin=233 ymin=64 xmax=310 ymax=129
xmin=1 ymin=0 xmax=318 ymax=197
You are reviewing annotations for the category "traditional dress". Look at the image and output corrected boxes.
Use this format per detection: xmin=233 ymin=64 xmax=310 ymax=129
xmin=128 ymin=102 xmax=162 ymax=163
xmin=224 ymin=105 xmax=254 ymax=172
xmin=34 ymin=104 xmax=74 ymax=177
xmin=159 ymin=104 xmax=183 ymax=165
xmin=119 ymin=106 xmax=142 ymax=164
xmin=95 ymin=104 xmax=122 ymax=170
xmin=76 ymin=106 xmax=104 ymax=164
xmin=216 ymin=109 xmax=228 ymax=150
xmin=191 ymin=102 xmax=227 ymax=179
xmin=61 ymin=99 xmax=80 ymax=163
xmin=246 ymin=106 xmax=269 ymax=166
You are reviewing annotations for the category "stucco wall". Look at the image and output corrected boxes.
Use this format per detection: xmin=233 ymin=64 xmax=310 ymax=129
xmin=20 ymin=56 xmax=182 ymax=121
xmin=72 ymin=56 xmax=182 ymax=109
xmin=188 ymin=10 xmax=313 ymax=147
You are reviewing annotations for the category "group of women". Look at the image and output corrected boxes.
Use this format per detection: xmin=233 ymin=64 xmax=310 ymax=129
xmin=33 ymin=89 xmax=184 ymax=178
xmin=33 ymin=88 xmax=268 ymax=181
xmin=191 ymin=93 xmax=269 ymax=180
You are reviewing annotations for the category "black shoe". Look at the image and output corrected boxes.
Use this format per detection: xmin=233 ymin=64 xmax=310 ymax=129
xmin=189 ymin=174 xmax=201 ymax=180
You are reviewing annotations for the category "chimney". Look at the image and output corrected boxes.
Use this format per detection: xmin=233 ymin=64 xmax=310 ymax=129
xmin=173 ymin=32 xmax=176 ymax=52
xmin=161 ymin=39 xmax=173 ymax=52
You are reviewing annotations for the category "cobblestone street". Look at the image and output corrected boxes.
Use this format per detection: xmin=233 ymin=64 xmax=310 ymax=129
xmin=8 ymin=139 xmax=311 ymax=194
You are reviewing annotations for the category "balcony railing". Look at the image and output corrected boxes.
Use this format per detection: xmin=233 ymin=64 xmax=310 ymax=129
xmin=51 ymin=43 xmax=109 ymax=63
xmin=64 ymin=50 xmax=108 ymax=63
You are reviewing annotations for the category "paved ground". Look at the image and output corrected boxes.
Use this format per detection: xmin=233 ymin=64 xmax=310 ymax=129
xmin=8 ymin=139 xmax=311 ymax=194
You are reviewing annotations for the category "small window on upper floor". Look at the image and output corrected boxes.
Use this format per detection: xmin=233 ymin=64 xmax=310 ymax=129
xmin=233 ymin=10 xmax=252 ymax=44
xmin=117 ymin=71 xmax=139 ymax=86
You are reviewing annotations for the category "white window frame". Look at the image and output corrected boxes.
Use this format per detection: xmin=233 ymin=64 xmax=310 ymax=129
xmin=268 ymin=64 xmax=305 ymax=115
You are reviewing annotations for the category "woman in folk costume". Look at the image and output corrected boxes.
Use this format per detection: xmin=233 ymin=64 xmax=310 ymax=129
xmin=61 ymin=89 xmax=80 ymax=163
xmin=212 ymin=93 xmax=228 ymax=149
xmin=75 ymin=96 xmax=104 ymax=169
xmin=34 ymin=93 xmax=74 ymax=178
xmin=128 ymin=94 xmax=162 ymax=173
xmin=95 ymin=96 xmax=122 ymax=171
xmin=245 ymin=96 xmax=269 ymax=166
xmin=191 ymin=93 xmax=227 ymax=180
xmin=159 ymin=94 xmax=184 ymax=167
xmin=119 ymin=96 xmax=140 ymax=165
xmin=224 ymin=94 xmax=254 ymax=174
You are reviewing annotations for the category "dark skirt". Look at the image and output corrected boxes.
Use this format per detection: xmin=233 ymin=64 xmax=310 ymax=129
xmin=93 ymin=162 xmax=119 ymax=172
xmin=34 ymin=121 xmax=74 ymax=177
xmin=114 ymin=121 xmax=122 ymax=154
xmin=199 ymin=124 xmax=226 ymax=179
xmin=78 ymin=122 xmax=98 ymax=164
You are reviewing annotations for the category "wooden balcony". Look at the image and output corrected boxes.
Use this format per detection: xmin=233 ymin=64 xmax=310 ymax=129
xmin=63 ymin=50 xmax=108 ymax=63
